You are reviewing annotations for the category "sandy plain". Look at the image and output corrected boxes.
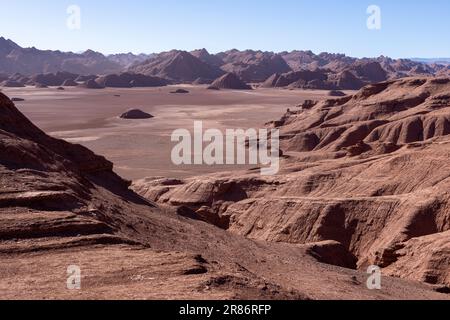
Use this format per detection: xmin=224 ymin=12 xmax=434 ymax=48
xmin=3 ymin=85 xmax=340 ymax=180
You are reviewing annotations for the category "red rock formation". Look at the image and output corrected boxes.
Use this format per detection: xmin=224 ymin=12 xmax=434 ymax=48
xmin=209 ymin=73 xmax=252 ymax=90
xmin=134 ymin=77 xmax=450 ymax=289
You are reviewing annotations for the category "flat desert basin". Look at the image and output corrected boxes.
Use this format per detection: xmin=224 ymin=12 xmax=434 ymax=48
xmin=3 ymin=85 xmax=343 ymax=179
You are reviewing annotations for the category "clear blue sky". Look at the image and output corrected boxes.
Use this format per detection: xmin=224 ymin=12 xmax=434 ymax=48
xmin=1 ymin=0 xmax=449 ymax=58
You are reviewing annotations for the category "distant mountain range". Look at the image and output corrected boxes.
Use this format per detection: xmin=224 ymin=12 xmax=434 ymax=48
xmin=129 ymin=49 xmax=450 ymax=89
xmin=412 ymin=58 xmax=450 ymax=64
xmin=1 ymin=36 xmax=449 ymax=90
xmin=0 ymin=37 xmax=152 ymax=75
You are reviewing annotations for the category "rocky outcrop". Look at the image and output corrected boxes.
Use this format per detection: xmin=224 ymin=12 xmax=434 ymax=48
xmin=383 ymin=231 xmax=450 ymax=286
xmin=333 ymin=70 xmax=365 ymax=90
xmin=275 ymin=78 xmax=450 ymax=152
xmin=119 ymin=109 xmax=154 ymax=119
xmin=0 ymin=91 xmax=140 ymax=252
xmin=349 ymin=61 xmax=388 ymax=83
xmin=209 ymin=73 xmax=252 ymax=90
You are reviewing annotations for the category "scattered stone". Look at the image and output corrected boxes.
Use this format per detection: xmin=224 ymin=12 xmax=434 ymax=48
xmin=170 ymin=89 xmax=189 ymax=94
xmin=328 ymin=90 xmax=347 ymax=97
xmin=119 ymin=109 xmax=154 ymax=119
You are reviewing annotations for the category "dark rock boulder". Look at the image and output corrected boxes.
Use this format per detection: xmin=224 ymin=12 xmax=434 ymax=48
xmin=328 ymin=90 xmax=347 ymax=97
xmin=170 ymin=89 xmax=189 ymax=94
xmin=119 ymin=109 xmax=154 ymax=119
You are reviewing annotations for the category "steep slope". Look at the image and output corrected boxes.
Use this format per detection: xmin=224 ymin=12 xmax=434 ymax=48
xmin=261 ymin=70 xmax=333 ymax=89
xmin=209 ymin=73 xmax=252 ymax=90
xmin=346 ymin=61 xmax=388 ymax=83
xmin=134 ymin=77 xmax=450 ymax=289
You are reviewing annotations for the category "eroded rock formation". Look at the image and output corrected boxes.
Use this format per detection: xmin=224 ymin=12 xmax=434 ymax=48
xmin=1 ymin=90 xmax=446 ymax=299
xmin=134 ymin=77 xmax=450 ymax=288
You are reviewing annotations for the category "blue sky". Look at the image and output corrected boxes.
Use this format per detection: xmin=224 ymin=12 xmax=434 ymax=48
xmin=1 ymin=0 xmax=449 ymax=58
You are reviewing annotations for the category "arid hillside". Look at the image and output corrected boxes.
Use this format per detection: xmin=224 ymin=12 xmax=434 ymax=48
xmin=134 ymin=77 xmax=450 ymax=289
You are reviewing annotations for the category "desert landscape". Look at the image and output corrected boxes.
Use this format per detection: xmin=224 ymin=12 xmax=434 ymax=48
xmin=4 ymin=85 xmax=325 ymax=179
xmin=1 ymin=2 xmax=450 ymax=304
